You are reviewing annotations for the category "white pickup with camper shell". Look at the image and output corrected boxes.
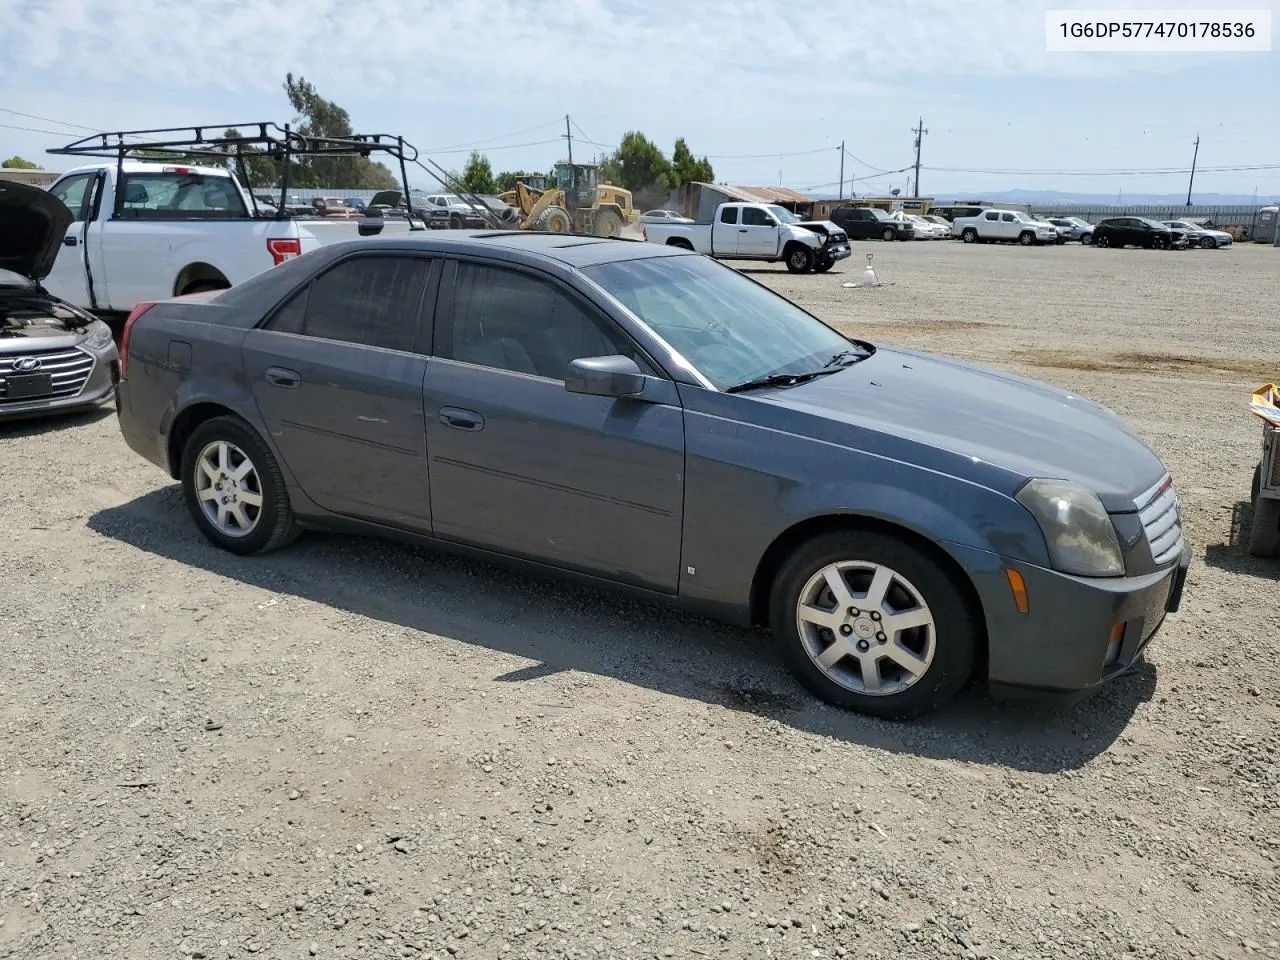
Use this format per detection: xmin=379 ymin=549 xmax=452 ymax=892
xmin=642 ymin=201 xmax=851 ymax=273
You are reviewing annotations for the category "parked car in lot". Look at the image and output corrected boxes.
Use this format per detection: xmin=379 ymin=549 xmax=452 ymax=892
xmin=920 ymin=214 xmax=955 ymax=234
xmin=1045 ymin=217 xmax=1094 ymax=244
xmin=344 ymin=197 xmax=367 ymax=213
xmin=312 ymin=197 xmax=362 ymax=219
xmin=643 ymin=201 xmax=850 ymax=273
xmin=114 ymin=230 xmax=1189 ymax=719
xmin=1092 ymin=217 xmax=1184 ymax=249
xmin=1162 ymin=220 xmax=1232 ymax=249
xmin=892 ymin=212 xmax=948 ymax=239
xmin=641 ymin=209 xmax=694 ymax=224
xmin=0 ymin=180 xmax=120 ymax=420
xmin=425 ymin=194 xmax=490 ymax=228
xmin=829 ymin=205 xmax=914 ymax=241
xmin=952 ymin=209 xmax=1059 ymax=246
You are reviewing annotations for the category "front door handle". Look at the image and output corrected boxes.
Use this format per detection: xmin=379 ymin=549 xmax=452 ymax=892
xmin=739 ymin=228 xmax=749 ymax=233
xmin=63 ymin=236 xmax=77 ymax=247
xmin=439 ymin=406 xmax=484 ymax=431
xmin=266 ymin=366 xmax=301 ymax=388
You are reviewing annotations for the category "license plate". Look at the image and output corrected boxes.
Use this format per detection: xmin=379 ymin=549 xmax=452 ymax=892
xmin=4 ymin=373 xmax=54 ymax=400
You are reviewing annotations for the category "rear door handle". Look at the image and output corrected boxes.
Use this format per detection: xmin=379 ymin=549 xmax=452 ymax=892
xmin=63 ymin=236 xmax=77 ymax=247
xmin=439 ymin=406 xmax=484 ymax=431
xmin=266 ymin=366 xmax=301 ymax=388
xmin=739 ymin=228 xmax=749 ymax=232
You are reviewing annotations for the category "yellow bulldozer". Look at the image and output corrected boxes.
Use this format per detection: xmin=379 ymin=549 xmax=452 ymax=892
xmin=499 ymin=162 xmax=638 ymax=237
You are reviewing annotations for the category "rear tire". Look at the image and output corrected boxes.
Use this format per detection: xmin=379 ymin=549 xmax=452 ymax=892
xmin=1250 ymin=463 xmax=1279 ymax=558
xmin=769 ymin=530 xmax=979 ymax=720
xmin=961 ymin=228 xmax=977 ymax=244
xmin=593 ymin=208 xmax=623 ymax=238
xmin=182 ymin=280 xmax=230 ymax=296
xmin=181 ymin=415 xmax=299 ymax=556
xmin=785 ymin=245 xmax=815 ymax=273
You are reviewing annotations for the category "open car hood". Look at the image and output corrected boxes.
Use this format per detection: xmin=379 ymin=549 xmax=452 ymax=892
xmin=0 ymin=179 xmax=73 ymax=282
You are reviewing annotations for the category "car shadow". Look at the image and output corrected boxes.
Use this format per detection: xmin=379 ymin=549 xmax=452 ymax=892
xmin=88 ymin=488 xmax=1155 ymax=774
xmin=0 ymin=403 xmax=115 ymax=438
xmin=1203 ymin=499 xmax=1280 ymax=581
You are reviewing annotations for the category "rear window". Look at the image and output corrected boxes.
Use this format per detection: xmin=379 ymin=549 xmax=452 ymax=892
xmin=118 ymin=172 xmax=247 ymax=219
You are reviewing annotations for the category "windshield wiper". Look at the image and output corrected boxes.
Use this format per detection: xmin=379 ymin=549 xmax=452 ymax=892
xmin=724 ymin=367 xmax=841 ymax=394
xmin=823 ymin=349 xmax=867 ymax=368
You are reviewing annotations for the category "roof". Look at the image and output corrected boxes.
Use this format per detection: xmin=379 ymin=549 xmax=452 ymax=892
xmin=690 ymin=182 xmax=813 ymax=205
xmin=61 ymin=159 xmax=235 ymax=177
xmin=326 ymin=229 xmax=686 ymax=269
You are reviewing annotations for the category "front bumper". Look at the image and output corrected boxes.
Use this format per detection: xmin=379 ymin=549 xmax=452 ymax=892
xmin=822 ymin=243 xmax=852 ymax=262
xmin=0 ymin=347 xmax=119 ymax=422
xmin=946 ymin=540 xmax=1191 ymax=696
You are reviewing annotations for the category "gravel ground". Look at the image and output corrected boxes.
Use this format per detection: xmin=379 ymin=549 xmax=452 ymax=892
xmin=3 ymin=240 xmax=1278 ymax=960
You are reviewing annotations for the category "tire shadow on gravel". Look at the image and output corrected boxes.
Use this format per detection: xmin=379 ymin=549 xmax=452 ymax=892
xmin=89 ymin=487 xmax=1154 ymax=773
xmin=1202 ymin=500 xmax=1280 ymax=581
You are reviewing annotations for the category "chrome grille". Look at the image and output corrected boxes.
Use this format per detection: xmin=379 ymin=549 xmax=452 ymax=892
xmin=0 ymin=346 xmax=95 ymax=404
xmin=1135 ymin=475 xmax=1184 ymax=566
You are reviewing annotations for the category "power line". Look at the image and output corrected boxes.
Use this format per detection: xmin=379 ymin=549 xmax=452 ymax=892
xmin=704 ymin=145 xmax=840 ymax=160
xmin=425 ymin=118 xmax=565 ymax=154
xmin=0 ymin=106 xmax=97 ymax=132
xmin=427 ymin=137 xmax=563 ymax=156
xmin=842 ymin=148 xmax=894 ymax=175
xmin=924 ymin=163 xmax=1280 ymax=176
xmin=0 ymin=121 xmax=75 ymax=137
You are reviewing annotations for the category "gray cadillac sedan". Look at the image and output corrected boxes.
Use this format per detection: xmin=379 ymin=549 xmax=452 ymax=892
xmin=114 ymin=231 xmax=1189 ymax=719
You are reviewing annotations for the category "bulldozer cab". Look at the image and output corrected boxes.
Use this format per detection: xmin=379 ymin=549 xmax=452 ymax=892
xmin=554 ymin=163 xmax=599 ymax=213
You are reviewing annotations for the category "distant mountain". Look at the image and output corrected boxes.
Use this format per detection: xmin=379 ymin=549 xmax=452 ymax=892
xmin=931 ymin=188 xmax=1278 ymax=206
xmin=805 ymin=188 xmax=1279 ymax=206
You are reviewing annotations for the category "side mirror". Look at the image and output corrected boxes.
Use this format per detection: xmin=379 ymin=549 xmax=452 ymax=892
xmin=565 ymin=355 xmax=645 ymax=398
xmin=357 ymin=219 xmax=384 ymax=237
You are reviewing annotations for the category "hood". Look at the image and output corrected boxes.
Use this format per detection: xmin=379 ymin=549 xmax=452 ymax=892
xmin=0 ymin=179 xmax=73 ymax=282
xmin=795 ymin=220 xmax=845 ymax=237
xmin=760 ymin=346 xmax=1166 ymax=512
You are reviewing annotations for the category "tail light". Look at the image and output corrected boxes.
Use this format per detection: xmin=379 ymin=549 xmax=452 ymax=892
xmin=119 ymin=302 xmax=157 ymax=379
xmin=267 ymin=237 xmax=302 ymax=265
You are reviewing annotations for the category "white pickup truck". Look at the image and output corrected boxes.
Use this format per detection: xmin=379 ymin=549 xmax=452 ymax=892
xmin=951 ymin=208 xmax=1060 ymax=246
xmin=42 ymin=160 xmax=420 ymax=317
xmin=642 ymin=201 xmax=851 ymax=273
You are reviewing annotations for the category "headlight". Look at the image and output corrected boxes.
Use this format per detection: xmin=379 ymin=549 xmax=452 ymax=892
xmin=83 ymin=323 xmax=114 ymax=350
xmin=1015 ymin=479 xmax=1124 ymax=577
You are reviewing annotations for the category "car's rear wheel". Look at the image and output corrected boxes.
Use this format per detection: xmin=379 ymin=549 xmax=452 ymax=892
xmin=181 ymin=415 xmax=299 ymax=555
xmin=769 ymin=531 xmax=979 ymax=719
xmin=1200 ymin=236 xmax=1216 ymax=249
xmin=785 ymin=245 xmax=815 ymax=273
xmin=1250 ymin=463 xmax=1280 ymax=558
xmin=961 ymin=228 xmax=977 ymax=244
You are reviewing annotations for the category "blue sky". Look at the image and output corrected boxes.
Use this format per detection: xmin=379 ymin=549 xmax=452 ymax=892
xmin=2 ymin=0 xmax=1278 ymax=199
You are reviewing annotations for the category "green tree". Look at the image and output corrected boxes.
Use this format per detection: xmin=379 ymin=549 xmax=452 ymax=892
xmin=2 ymin=155 xmax=38 ymax=169
xmin=494 ymin=169 xmax=533 ymax=193
xmin=282 ymin=73 xmax=398 ymax=189
xmin=603 ymin=132 xmax=674 ymax=208
xmin=459 ymin=151 xmax=496 ymax=194
xmin=222 ymin=128 xmax=284 ymax=189
xmin=670 ymin=137 xmax=714 ymax=186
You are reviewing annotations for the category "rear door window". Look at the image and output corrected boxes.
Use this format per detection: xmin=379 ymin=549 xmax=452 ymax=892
xmin=117 ymin=172 xmax=248 ymax=219
xmin=265 ymin=256 xmax=433 ymax=353
xmin=719 ymin=206 xmax=739 ymax=225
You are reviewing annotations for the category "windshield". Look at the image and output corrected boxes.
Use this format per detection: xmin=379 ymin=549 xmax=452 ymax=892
xmin=1014 ymin=212 xmax=1036 ymax=222
xmin=866 ymin=208 xmax=890 ymax=221
xmin=582 ymin=254 xmax=858 ymax=390
xmin=767 ymin=205 xmax=801 ymax=224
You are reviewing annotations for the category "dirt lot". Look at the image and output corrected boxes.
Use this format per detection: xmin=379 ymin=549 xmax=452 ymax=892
xmin=3 ymin=240 xmax=1278 ymax=960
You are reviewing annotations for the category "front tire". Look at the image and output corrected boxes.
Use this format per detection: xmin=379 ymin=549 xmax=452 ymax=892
xmin=1081 ymin=234 xmax=1093 ymax=245
xmin=785 ymin=245 xmax=815 ymax=273
xmin=181 ymin=415 xmax=299 ymax=556
xmin=1018 ymin=231 xmax=1035 ymax=246
xmin=1200 ymin=236 xmax=1216 ymax=249
xmin=1095 ymin=234 xmax=1110 ymax=248
xmin=593 ymin=208 xmax=623 ymax=238
xmin=769 ymin=531 xmax=979 ymax=719
xmin=814 ymin=259 xmax=835 ymax=273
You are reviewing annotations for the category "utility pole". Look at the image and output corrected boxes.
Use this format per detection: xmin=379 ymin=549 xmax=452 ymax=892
xmin=912 ymin=117 xmax=928 ymax=197
xmin=1186 ymin=134 xmax=1199 ymax=207
xmin=838 ymin=141 xmax=845 ymax=200
xmin=563 ymin=114 xmax=573 ymax=166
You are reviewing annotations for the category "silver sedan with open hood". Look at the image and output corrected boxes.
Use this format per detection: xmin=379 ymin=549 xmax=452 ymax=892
xmin=0 ymin=179 xmax=119 ymax=420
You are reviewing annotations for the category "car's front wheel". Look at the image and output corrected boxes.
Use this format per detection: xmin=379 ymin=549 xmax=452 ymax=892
xmin=769 ymin=530 xmax=979 ymax=719
xmin=785 ymin=245 xmax=815 ymax=273
xmin=181 ymin=415 xmax=299 ymax=555
xmin=1018 ymin=231 xmax=1035 ymax=246
xmin=1200 ymin=236 xmax=1216 ymax=249
xmin=814 ymin=259 xmax=835 ymax=272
